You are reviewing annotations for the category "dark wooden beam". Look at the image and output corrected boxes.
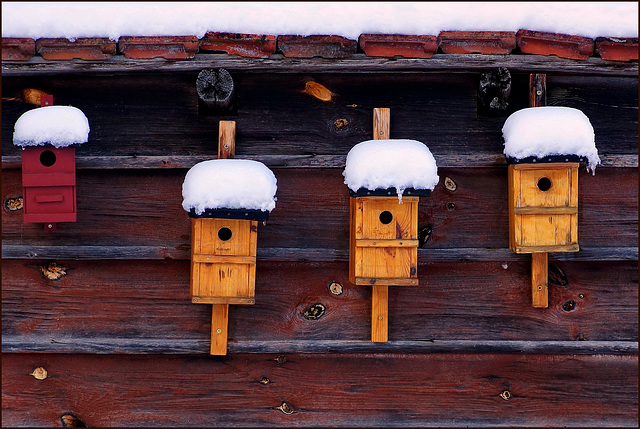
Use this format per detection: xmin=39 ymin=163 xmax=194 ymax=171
xmin=2 ymin=53 xmax=637 ymax=77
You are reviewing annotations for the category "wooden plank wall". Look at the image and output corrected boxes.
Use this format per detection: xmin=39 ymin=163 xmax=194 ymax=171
xmin=2 ymin=60 xmax=638 ymax=427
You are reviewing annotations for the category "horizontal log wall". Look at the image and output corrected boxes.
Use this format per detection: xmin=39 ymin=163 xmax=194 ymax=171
xmin=2 ymin=56 xmax=637 ymax=426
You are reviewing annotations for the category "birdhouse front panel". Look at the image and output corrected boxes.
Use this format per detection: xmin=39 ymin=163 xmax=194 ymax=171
xmin=21 ymin=146 xmax=76 ymax=223
xmin=509 ymin=162 xmax=579 ymax=254
xmin=350 ymin=196 xmax=419 ymax=285
xmin=191 ymin=218 xmax=257 ymax=305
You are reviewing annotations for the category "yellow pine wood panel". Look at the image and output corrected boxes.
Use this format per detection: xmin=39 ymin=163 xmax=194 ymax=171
xmin=519 ymin=168 xmax=571 ymax=207
xmin=509 ymin=164 xmax=578 ymax=253
xmin=355 ymin=239 xmax=419 ymax=247
xmin=373 ymin=107 xmax=390 ymax=140
xmin=359 ymin=198 xmax=417 ymax=239
xmin=371 ymin=285 xmax=388 ymax=342
xmin=210 ymin=303 xmax=229 ymax=355
xmin=531 ymin=253 xmax=549 ymax=308
xmin=359 ymin=247 xmax=417 ymax=279
xmin=191 ymin=218 xmax=257 ymax=301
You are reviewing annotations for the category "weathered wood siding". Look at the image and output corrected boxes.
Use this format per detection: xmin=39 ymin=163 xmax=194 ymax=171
xmin=2 ymin=56 xmax=637 ymax=426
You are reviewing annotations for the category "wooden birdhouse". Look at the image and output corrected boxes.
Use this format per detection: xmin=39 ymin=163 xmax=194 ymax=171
xmin=13 ymin=105 xmax=89 ymax=231
xmin=182 ymin=121 xmax=277 ymax=355
xmin=344 ymin=108 xmax=439 ymax=342
xmin=503 ymin=104 xmax=599 ymax=307
xmin=508 ymin=161 xmax=579 ymax=254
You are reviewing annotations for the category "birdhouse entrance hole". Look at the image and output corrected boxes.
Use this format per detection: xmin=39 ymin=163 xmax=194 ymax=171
xmin=537 ymin=177 xmax=552 ymax=191
xmin=379 ymin=210 xmax=393 ymax=225
xmin=218 ymin=227 xmax=233 ymax=241
xmin=40 ymin=150 xmax=57 ymax=167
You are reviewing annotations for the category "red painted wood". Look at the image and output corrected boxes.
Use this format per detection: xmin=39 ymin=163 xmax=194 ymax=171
xmin=21 ymin=147 xmax=76 ymax=224
xmin=2 ymin=259 xmax=636 ymax=351
xmin=2 ymin=353 xmax=637 ymax=427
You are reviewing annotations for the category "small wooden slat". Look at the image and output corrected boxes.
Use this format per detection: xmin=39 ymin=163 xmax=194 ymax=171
xmin=192 ymin=255 xmax=256 ymax=264
xmin=514 ymin=244 xmax=580 ymax=254
xmin=531 ymin=252 xmax=549 ymax=308
xmin=355 ymin=277 xmax=419 ymax=286
xmin=512 ymin=162 xmax=580 ymax=171
xmin=210 ymin=303 xmax=229 ymax=355
xmin=355 ymin=239 xmax=419 ymax=247
xmin=514 ymin=206 xmax=577 ymax=215
xmin=529 ymin=73 xmax=547 ymax=107
xmin=217 ymin=121 xmax=236 ymax=159
xmin=371 ymin=280 xmax=388 ymax=342
xmin=192 ymin=296 xmax=255 ymax=305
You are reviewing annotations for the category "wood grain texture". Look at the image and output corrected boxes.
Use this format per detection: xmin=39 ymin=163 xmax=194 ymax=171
xmin=2 ymin=260 xmax=636 ymax=353
xmin=2 ymin=167 xmax=636 ymax=255
xmin=3 ymin=74 xmax=637 ymax=161
xmin=2 ymin=53 xmax=637 ymax=76
xmin=2 ymin=353 xmax=637 ymax=427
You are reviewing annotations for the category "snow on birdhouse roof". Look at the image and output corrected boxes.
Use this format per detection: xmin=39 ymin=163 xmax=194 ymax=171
xmin=502 ymin=106 xmax=600 ymax=173
xmin=13 ymin=105 xmax=90 ymax=148
xmin=182 ymin=159 xmax=277 ymax=215
xmin=343 ymin=139 xmax=439 ymax=200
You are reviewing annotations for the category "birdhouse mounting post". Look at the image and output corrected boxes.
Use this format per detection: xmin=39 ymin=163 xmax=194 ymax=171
xmin=529 ymin=73 xmax=549 ymax=308
xmin=209 ymin=120 xmax=236 ymax=355
xmin=371 ymin=107 xmax=391 ymax=342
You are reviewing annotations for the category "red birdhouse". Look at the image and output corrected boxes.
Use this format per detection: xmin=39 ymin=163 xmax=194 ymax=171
xmin=13 ymin=104 xmax=89 ymax=230
xmin=21 ymin=146 xmax=77 ymax=224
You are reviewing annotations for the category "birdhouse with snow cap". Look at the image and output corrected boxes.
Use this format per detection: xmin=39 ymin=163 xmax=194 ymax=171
xmin=13 ymin=105 xmax=89 ymax=231
xmin=503 ymin=106 xmax=600 ymax=307
xmin=182 ymin=121 xmax=277 ymax=355
xmin=344 ymin=108 xmax=439 ymax=342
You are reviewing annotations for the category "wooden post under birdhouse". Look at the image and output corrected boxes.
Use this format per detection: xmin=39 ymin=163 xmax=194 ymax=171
xmin=372 ymin=108 xmax=390 ymax=342
xmin=189 ymin=120 xmax=260 ymax=355
xmin=349 ymin=108 xmax=419 ymax=342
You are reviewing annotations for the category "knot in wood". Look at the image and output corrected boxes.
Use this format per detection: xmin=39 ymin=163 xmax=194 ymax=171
xmin=259 ymin=377 xmax=270 ymax=385
xmin=562 ymin=300 xmax=577 ymax=312
xmin=274 ymin=355 xmax=287 ymax=364
xmin=61 ymin=413 xmax=86 ymax=428
xmin=499 ymin=390 xmax=512 ymax=401
xmin=4 ymin=197 xmax=23 ymax=211
xmin=39 ymin=262 xmax=67 ymax=281
xmin=444 ymin=177 xmax=457 ymax=192
xmin=303 ymin=303 xmax=326 ymax=320
xmin=30 ymin=367 xmax=47 ymax=380
xmin=329 ymin=281 xmax=343 ymax=295
xmin=275 ymin=401 xmax=296 ymax=415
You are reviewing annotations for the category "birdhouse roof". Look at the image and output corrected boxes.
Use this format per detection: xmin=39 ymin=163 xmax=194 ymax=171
xmin=13 ymin=105 xmax=90 ymax=148
xmin=182 ymin=159 xmax=277 ymax=215
xmin=343 ymin=139 xmax=439 ymax=198
xmin=502 ymin=106 xmax=600 ymax=173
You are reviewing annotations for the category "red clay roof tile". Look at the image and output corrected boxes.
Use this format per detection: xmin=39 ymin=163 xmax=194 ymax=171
xmin=36 ymin=38 xmax=116 ymax=61
xmin=2 ymin=38 xmax=35 ymax=61
xmin=438 ymin=31 xmax=515 ymax=55
xmin=358 ymin=34 xmax=437 ymax=59
xmin=200 ymin=32 xmax=276 ymax=58
xmin=118 ymin=36 xmax=199 ymax=59
xmin=516 ymin=30 xmax=593 ymax=60
xmin=277 ymin=35 xmax=357 ymax=59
